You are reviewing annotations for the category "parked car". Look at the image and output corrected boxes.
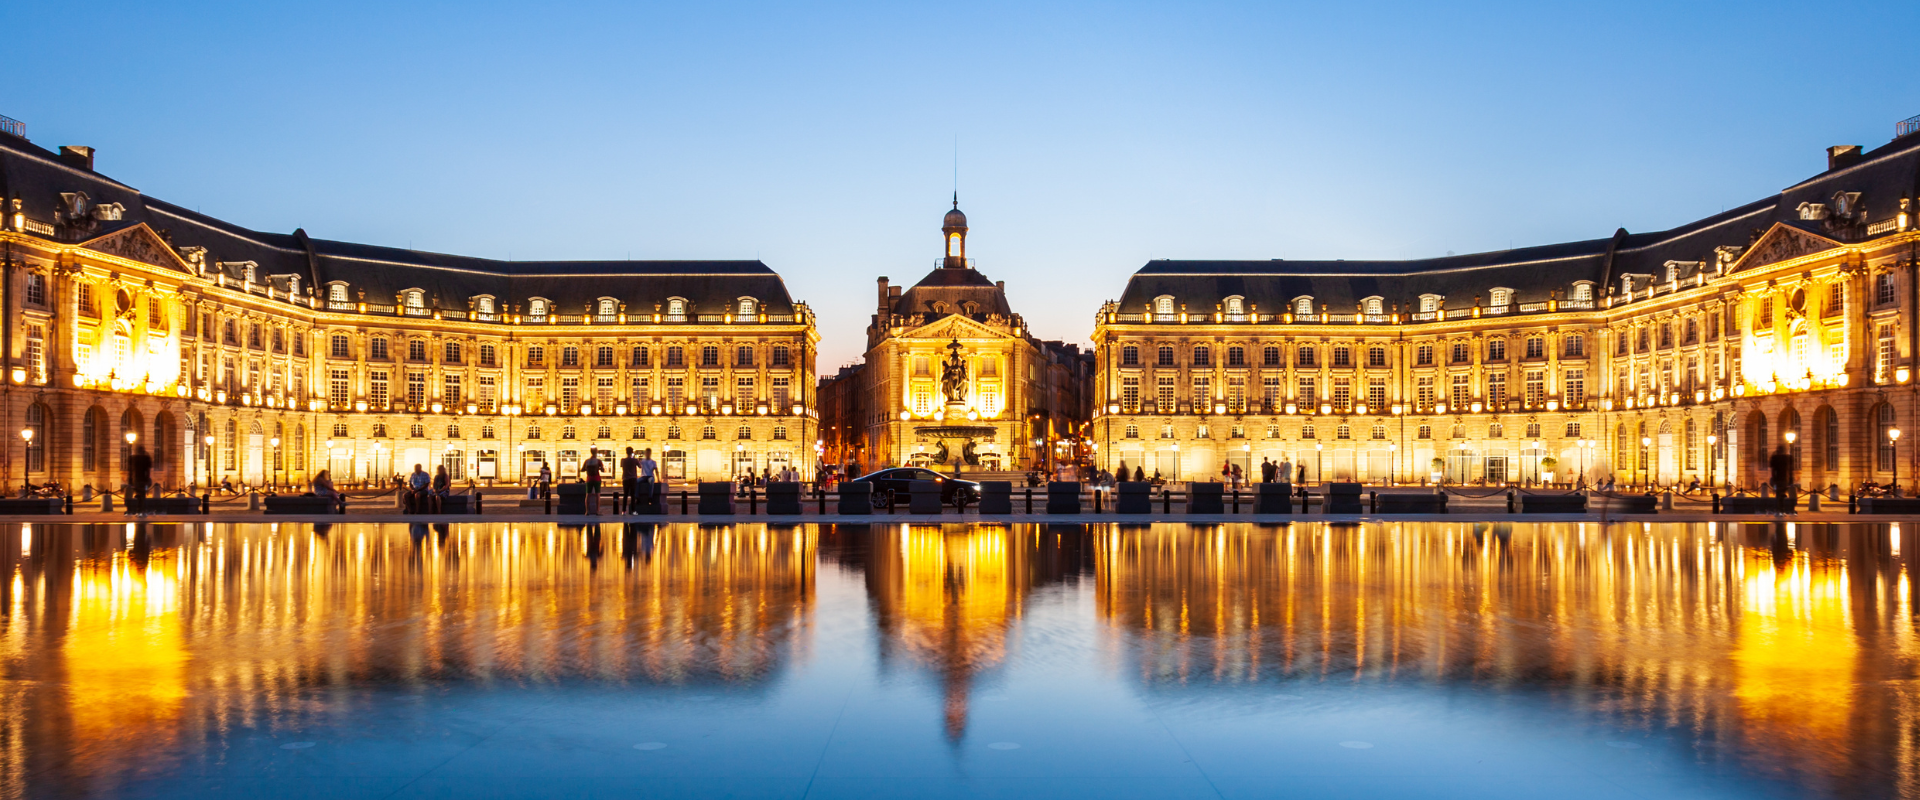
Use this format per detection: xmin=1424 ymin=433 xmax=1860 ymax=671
xmin=847 ymin=468 xmax=980 ymax=508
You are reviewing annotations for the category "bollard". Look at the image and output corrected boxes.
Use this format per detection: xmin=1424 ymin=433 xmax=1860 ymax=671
xmin=1093 ymin=487 xmax=1102 ymax=513
xmin=680 ymin=490 xmax=689 ymax=514
xmin=1850 ymin=494 xmax=1858 ymax=514
xmin=476 ymin=493 xmax=484 ymax=515
xmin=1299 ymin=487 xmax=1309 ymax=515
xmin=1163 ymin=489 xmax=1171 ymax=514
xmin=1026 ymin=488 xmax=1033 ymax=514
xmin=1507 ymin=490 xmax=1515 ymax=513
xmin=546 ymin=493 xmax=553 ymax=514
xmin=749 ymin=487 xmax=758 ymax=515
xmin=64 ymin=494 xmax=73 ymax=515
xmin=1660 ymin=491 xmax=1673 ymax=511
xmin=102 ymin=491 xmax=113 ymax=513
xmin=1711 ymin=492 xmax=1720 ymax=514
xmin=819 ymin=489 xmax=827 ymax=515
xmin=1231 ymin=489 xmax=1239 ymax=514
xmin=1807 ymin=491 xmax=1820 ymax=512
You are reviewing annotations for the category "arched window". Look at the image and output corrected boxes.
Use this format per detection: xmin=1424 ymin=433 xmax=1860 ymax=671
xmin=1572 ymin=282 xmax=1594 ymax=302
xmin=1362 ymin=297 xmax=1383 ymax=315
xmin=1877 ymin=403 xmax=1897 ymax=471
xmin=1157 ymin=346 xmax=1175 ymax=366
xmin=1419 ymin=294 xmax=1444 ymax=313
xmin=405 ymin=289 xmax=424 ymax=310
xmin=598 ymin=298 xmax=617 ymax=317
xmin=529 ymin=298 xmax=549 ymax=317
xmin=1224 ymin=296 xmax=1244 ymax=315
xmin=738 ymin=297 xmax=757 ymax=316
xmin=1154 ymin=296 xmax=1175 ymax=315
xmin=1294 ymin=297 xmax=1314 ymax=316
xmin=447 ymin=424 xmax=461 ymax=438
xmin=329 ymin=284 xmax=348 ymax=303
xmin=668 ymin=297 xmax=687 ymax=317
xmin=476 ymin=296 xmax=495 ymax=315
xmin=1120 ymin=345 xmax=1139 ymax=366
xmin=1489 ymin=288 xmax=1512 ymax=308
xmin=24 ymin=403 xmax=46 ymax=473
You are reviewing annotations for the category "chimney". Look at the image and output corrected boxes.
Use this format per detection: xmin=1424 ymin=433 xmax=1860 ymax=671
xmin=877 ymin=277 xmax=890 ymax=315
xmin=58 ymin=146 xmax=94 ymax=171
xmin=1827 ymin=145 xmax=1862 ymax=171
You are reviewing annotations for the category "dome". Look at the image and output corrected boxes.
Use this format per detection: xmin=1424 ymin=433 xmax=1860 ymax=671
xmin=943 ymin=201 xmax=967 ymax=230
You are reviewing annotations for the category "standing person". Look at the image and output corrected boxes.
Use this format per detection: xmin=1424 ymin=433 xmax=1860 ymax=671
xmin=1260 ymin=457 xmax=1275 ymax=484
xmin=127 ymin=444 xmax=153 ymax=517
xmin=637 ymin=448 xmax=658 ymax=511
xmin=1769 ymin=446 xmax=1794 ymax=515
xmin=620 ymin=447 xmax=640 ymax=512
xmin=538 ymin=462 xmax=553 ymax=499
xmin=582 ymin=449 xmax=605 ymax=515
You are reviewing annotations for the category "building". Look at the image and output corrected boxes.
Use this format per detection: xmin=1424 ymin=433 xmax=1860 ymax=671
xmin=816 ymin=362 xmax=866 ymax=472
xmin=1093 ymin=125 xmax=1920 ymax=491
xmin=0 ymin=126 xmax=817 ymax=491
xmin=855 ymin=200 xmax=1092 ymax=474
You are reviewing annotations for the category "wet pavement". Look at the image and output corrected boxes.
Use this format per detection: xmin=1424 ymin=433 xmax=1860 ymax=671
xmin=1 ymin=520 xmax=1915 ymax=798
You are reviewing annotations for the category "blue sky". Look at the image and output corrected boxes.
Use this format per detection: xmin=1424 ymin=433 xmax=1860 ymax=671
xmin=4 ymin=0 xmax=1917 ymax=365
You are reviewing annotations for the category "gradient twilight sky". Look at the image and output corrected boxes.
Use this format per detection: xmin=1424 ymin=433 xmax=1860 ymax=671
xmin=4 ymin=0 xmax=1917 ymax=366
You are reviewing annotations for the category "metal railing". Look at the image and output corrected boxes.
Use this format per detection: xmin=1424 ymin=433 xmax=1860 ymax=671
xmin=0 ymin=115 xmax=23 ymax=139
xmin=1899 ymin=113 xmax=1920 ymax=139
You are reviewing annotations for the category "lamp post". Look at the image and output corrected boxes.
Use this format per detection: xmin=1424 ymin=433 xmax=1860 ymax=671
xmin=1783 ymin=430 xmax=1797 ymax=496
xmin=1314 ymin=441 xmax=1324 ymax=486
xmin=1387 ymin=442 xmax=1398 ymax=487
xmin=1890 ymin=427 xmax=1902 ymax=496
xmin=204 ymin=434 xmax=215 ymax=490
xmin=19 ymin=428 xmax=32 ymax=495
xmin=1641 ymin=435 xmax=1652 ymax=488
xmin=270 ymin=436 xmax=282 ymax=490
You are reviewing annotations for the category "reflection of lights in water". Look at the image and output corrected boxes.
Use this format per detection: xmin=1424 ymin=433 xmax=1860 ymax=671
xmin=873 ymin=525 xmax=1027 ymax=741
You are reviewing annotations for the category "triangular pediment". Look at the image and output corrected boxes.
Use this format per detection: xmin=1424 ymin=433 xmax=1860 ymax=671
xmin=78 ymin=223 xmax=193 ymax=273
xmin=899 ymin=314 xmax=1014 ymax=342
xmin=1730 ymin=223 xmax=1842 ymax=273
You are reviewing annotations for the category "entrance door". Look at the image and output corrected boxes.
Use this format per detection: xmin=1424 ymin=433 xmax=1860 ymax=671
xmin=246 ymin=431 xmax=265 ymax=486
xmin=664 ymin=450 xmax=687 ymax=480
xmin=558 ymin=450 xmax=580 ymax=479
xmin=476 ymin=450 xmax=498 ymax=481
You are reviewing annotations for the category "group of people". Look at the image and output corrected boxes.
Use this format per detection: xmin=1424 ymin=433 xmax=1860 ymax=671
xmin=572 ymin=447 xmax=660 ymax=515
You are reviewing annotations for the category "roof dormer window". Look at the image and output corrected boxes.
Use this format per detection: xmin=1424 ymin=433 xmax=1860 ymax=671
xmin=404 ymin=289 xmax=425 ymax=311
xmin=1153 ymin=295 xmax=1175 ymax=316
xmin=1488 ymin=288 xmax=1512 ymax=308
xmin=529 ymin=298 xmax=549 ymax=318
xmin=666 ymin=297 xmax=687 ymax=319
xmin=328 ymin=283 xmax=348 ymax=303
xmin=475 ymin=296 xmax=495 ymax=315
xmin=1362 ymin=296 xmax=1383 ymax=315
xmin=1571 ymin=282 xmax=1594 ymax=301
xmin=1293 ymin=297 xmax=1314 ymax=316
xmin=1224 ymin=296 xmax=1244 ymax=315
xmin=737 ymin=297 xmax=757 ymax=317
xmin=1418 ymin=294 xmax=1443 ymax=313
xmin=597 ymin=297 xmax=617 ymax=318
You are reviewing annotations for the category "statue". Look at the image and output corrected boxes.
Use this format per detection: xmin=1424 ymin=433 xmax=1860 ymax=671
xmin=932 ymin=440 xmax=950 ymax=465
xmin=940 ymin=338 xmax=968 ymax=403
xmin=962 ymin=441 xmax=979 ymax=466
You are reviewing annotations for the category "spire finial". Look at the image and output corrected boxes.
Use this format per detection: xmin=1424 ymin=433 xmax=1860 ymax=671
xmin=952 ymin=191 xmax=958 ymax=209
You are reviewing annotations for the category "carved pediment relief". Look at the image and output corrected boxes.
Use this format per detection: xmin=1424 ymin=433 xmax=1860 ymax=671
xmin=902 ymin=313 xmax=1009 ymax=343
xmin=1729 ymin=224 xmax=1841 ymax=273
xmin=78 ymin=224 xmax=192 ymax=273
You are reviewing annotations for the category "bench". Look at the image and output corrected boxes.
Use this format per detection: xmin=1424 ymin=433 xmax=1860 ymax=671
xmin=144 ymin=496 xmax=204 ymax=514
xmin=1188 ymin=482 xmax=1225 ymax=514
xmin=1324 ymin=482 xmax=1364 ymax=514
xmin=0 ymin=498 xmax=63 ymax=515
xmin=1255 ymin=483 xmax=1293 ymax=514
xmin=765 ymin=482 xmax=803 ymax=515
xmin=1860 ymin=497 xmax=1920 ymax=514
xmin=1605 ymin=494 xmax=1658 ymax=513
xmin=1376 ymin=493 xmax=1447 ymax=513
xmin=1520 ymin=494 xmax=1587 ymax=513
xmin=698 ymin=482 xmax=735 ymax=515
xmin=1047 ymin=482 xmax=1081 ymax=514
xmin=837 ymin=481 xmax=873 ymax=515
xmin=1719 ymin=495 xmax=1787 ymax=514
xmin=264 ymin=495 xmax=344 ymax=514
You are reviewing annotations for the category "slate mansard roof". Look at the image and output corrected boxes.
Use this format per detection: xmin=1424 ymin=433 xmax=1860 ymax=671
xmin=1116 ymin=133 xmax=1920 ymax=314
xmin=0 ymin=132 xmax=798 ymax=316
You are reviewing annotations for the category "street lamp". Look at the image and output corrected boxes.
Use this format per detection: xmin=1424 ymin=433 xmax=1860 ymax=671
xmin=1314 ymin=441 xmax=1324 ymax=486
xmin=1890 ymin=427 xmax=1903 ymax=496
xmin=1641 ymin=435 xmax=1652 ymax=488
xmin=19 ymin=428 xmax=32 ymax=495
xmin=270 ymin=436 xmax=282 ymax=489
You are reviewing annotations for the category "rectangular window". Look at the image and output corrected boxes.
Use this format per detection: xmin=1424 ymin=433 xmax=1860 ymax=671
xmin=1297 ymin=377 xmax=1316 ymax=404
xmin=1228 ymin=376 xmax=1247 ymax=412
xmin=666 ymin=377 xmax=685 ymax=410
xmin=1564 ymin=334 xmax=1584 ymax=357
xmin=1263 ymin=376 xmax=1282 ymax=410
xmin=526 ymin=377 xmax=546 ymax=409
xmin=1415 ymin=344 xmax=1433 ymax=366
xmin=148 ymin=297 xmax=165 ymax=329
xmin=701 ymin=346 xmax=720 ymax=367
xmin=1191 ymin=376 xmax=1211 ymax=409
xmin=1416 ymin=376 xmax=1434 ymax=409
xmin=479 ymin=376 xmax=497 ymax=412
xmin=25 ymin=325 xmax=43 ymax=383
xmin=24 ymin=274 xmax=44 ymax=306
xmin=772 ymin=377 xmax=791 ymax=411
xmin=735 ymin=377 xmax=755 ymax=407
xmin=596 ymin=346 xmax=615 ymax=368
xmin=527 ymin=345 xmax=545 ymax=367
xmin=630 ymin=376 xmax=649 ymax=405
xmin=445 ymin=341 xmax=462 ymax=364
xmin=1755 ymin=296 xmax=1774 ymax=330
xmin=1450 ymin=374 xmax=1469 ymax=404
xmin=1296 ymin=345 xmax=1316 ymax=367
xmin=772 ymin=346 xmax=791 ymax=367
xmin=1332 ymin=378 xmax=1351 ymax=412
xmin=1564 ymin=369 xmax=1585 ymax=406
xmin=1120 ymin=376 xmax=1140 ymax=411
xmin=1525 ymin=370 xmax=1545 ymax=407
xmin=1450 ymin=343 xmax=1468 ymax=364
xmin=330 ymin=369 xmax=351 ymax=406
xmin=408 ymin=339 xmax=427 ymax=362
xmin=736 ymin=345 xmax=754 ymax=367
xmin=1333 ymin=346 xmax=1352 ymax=367
xmin=480 ymin=344 xmax=497 ymax=367
xmin=1367 ymin=379 xmax=1386 ymax=410
xmin=562 ymin=346 xmax=580 ymax=367
xmin=700 ymin=376 xmax=719 ymax=410
xmin=406 ymin=372 xmax=427 ymax=407
xmin=561 ymin=377 xmax=580 ymax=411
xmin=1525 ymin=337 xmax=1545 ymax=359
xmin=595 ymin=376 xmax=615 ymax=407
xmin=1877 ymin=324 xmax=1895 ymax=383
xmin=1192 ymin=346 xmax=1211 ymax=367
xmin=1487 ymin=372 xmax=1507 ymax=407
xmin=1156 ymin=376 xmax=1177 ymax=412
xmin=1487 ymin=339 xmax=1506 ymax=361
xmin=631 ymin=345 xmax=650 ymax=367
xmin=443 ymin=375 xmax=463 ymax=405
xmin=1877 ymin=273 xmax=1897 ymax=306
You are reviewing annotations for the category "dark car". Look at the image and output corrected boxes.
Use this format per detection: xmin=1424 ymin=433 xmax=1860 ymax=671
xmin=848 ymin=468 xmax=980 ymax=509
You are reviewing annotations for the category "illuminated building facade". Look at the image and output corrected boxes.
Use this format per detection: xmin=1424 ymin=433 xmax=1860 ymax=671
xmin=0 ymin=129 xmax=817 ymax=490
xmin=1094 ymin=131 xmax=1920 ymax=490
xmin=855 ymin=201 xmax=1075 ymax=473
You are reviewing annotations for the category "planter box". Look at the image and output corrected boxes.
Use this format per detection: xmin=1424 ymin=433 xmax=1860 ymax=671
xmin=979 ymin=481 xmax=1013 ymax=514
xmin=1521 ymin=494 xmax=1587 ymax=513
xmin=1116 ymin=482 xmax=1153 ymax=514
xmin=765 ymin=482 xmax=803 ymax=515
xmin=1046 ymin=482 xmax=1081 ymax=514
xmin=1717 ymin=495 xmax=1790 ymax=514
xmin=632 ymin=482 xmax=665 ymax=515
xmin=1325 ymin=482 xmax=1364 ymax=514
xmin=837 ymin=482 xmax=873 ymax=515
xmin=1606 ymin=494 xmax=1658 ymax=513
xmin=1255 ymin=483 xmax=1293 ymax=514
xmin=1189 ymin=482 xmax=1225 ymax=514
xmin=698 ymin=482 xmax=736 ymax=515
xmin=1376 ymin=493 xmax=1447 ymax=513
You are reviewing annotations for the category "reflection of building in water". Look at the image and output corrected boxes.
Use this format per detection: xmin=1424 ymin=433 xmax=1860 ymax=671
xmin=1094 ymin=521 xmax=1920 ymax=793
xmin=862 ymin=524 xmax=1088 ymax=740
xmin=0 ymin=522 xmax=814 ymax=795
